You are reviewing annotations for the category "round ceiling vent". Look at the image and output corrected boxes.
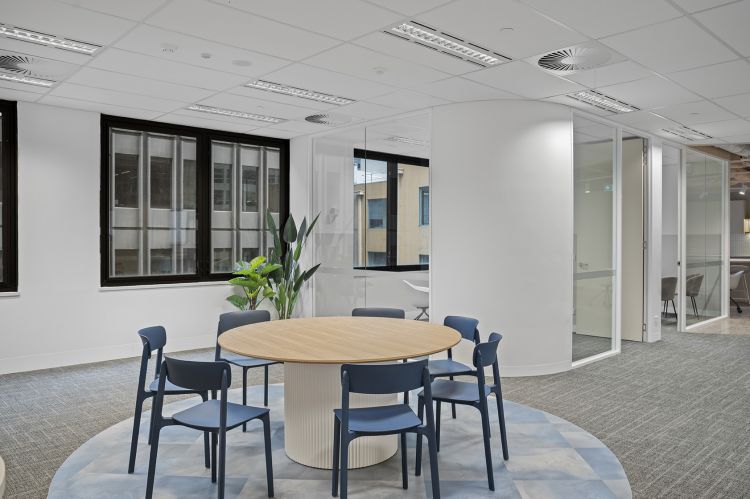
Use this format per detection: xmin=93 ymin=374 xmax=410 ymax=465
xmin=538 ymin=46 xmax=612 ymax=73
xmin=0 ymin=51 xmax=77 ymax=80
xmin=305 ymin=113 xmax=352 ymax=126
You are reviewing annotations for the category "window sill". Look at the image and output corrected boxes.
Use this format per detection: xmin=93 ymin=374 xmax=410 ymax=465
xmin=99 ymin=281 xmax=230 ymax=292
xmin=0 ymin=291 xmax=20 ymax=298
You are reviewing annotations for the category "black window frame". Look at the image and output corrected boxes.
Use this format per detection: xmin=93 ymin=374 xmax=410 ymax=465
xmin=0 ymin=99 xmax=18 ymax=292
xmin=353 ymin=148 xmax=429 ymax=272
xmin=101 ymin=115 xmax=289 ymax=287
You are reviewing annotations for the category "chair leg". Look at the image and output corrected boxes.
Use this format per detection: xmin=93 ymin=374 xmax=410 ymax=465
xmin=401 ymin=432 xmax=408 ymax=489
xmin=732 ymin=297 xmax=742 ymax=314
xmin=128 ymin=393 xmax=144 ymax=473
xmin=332 ymin=418 xmax=340 ymax=496
xmin=218 ymin=428 xmax=227 ymax=499
xmin=425 ymin=429 xmax=441 ymax=499
xmin=494 ymin=391 xmax=509 ymax=461
xmin=243 ymin=367 xmax=248 ymax=432
xmin=144 ymin=423 xmax=161 ymax=499
xmin=340 ymin=436 xmax=349 ymax=499
xmin=435 ymin=401 xmax=441 ymax=452
xmin=448 ymin=376 xmax=456 ymax=419
xmin=415 ymin=398 xmax=424 ymax=477
xmin=201 ymin=392 xmax=210 ymax=469
xmin=147 ymin=404 xmax=156 ymax=445
xmin=264 ymin=365 xmax=270 ymax=407
xmin=480 ymin=401 xmax=494 ymax=491
xmin=671 ymin=300 xmax=677 ymax=320
xmin=262 ymin=414 xmax=274 ymax=498
xmin=211 ymin=432 xmax=217 ymax=483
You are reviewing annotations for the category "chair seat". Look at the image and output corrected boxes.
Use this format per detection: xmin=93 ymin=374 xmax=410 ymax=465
xmin=148 ymin=376 xmax=199 ymax=394
xmin=427 ymin=358 xmax=475 ymax=377
xmin=421 ymin=379 xmax=490 ymax=404
xmin=334 ymin=404 xmax=421 ymax=434
xmin=221 ymin=353 xmax=278 ymax=368
xmin=173 ymin=400 xmax=269 ymax=431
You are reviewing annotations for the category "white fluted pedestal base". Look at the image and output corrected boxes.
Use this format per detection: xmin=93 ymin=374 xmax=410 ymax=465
xmin=283 ymin=363 xmax=398 ymax=469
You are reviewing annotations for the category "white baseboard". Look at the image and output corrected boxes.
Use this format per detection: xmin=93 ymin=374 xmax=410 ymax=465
xmin=497 ymin=359 xmax=573 ymax=377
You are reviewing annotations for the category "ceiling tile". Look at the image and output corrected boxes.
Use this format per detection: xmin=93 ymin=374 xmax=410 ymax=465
xmin=114 ymin=25 xmax=289 ymax=78
xmin=418 ymin=0 xmax=587 ymax=59
xmin=670 ymin=60 xmax=750 ymax=98
xmin=228 ymin=86 xmax=337 ymax=112
xmin=607 ymin=110 xmax=675 ymax=130
xmin=565 ymin=61 xmax=656 ymax=88
xmin=48 ymin=83 xmax=186 ymax=112
xmin=251 ymin=127 xmax=300 ymax=139
xmin=464 ymin=61 xmax=584 ymax=98
xmin=305 ymin=44 xmax=450 ymax=87
xmin=715 ymin=92 xmax=750 ymax=118
xmin=652 ymin=100 xmax=738 ymax=125
xmin=0 ymin=38 xmax=90 ymax=65
xmin=410 ymin=76 xmax=518 ymax=101
xmin=89 ymin=49 xmax=248 ymax=91
xmin=543 ymin=95 xmax=614 ymax=116
xmin=171 ymin=107 xmax=278 ymax=127
xmin=264 ymin=120 xmax=327 ymax=134
xmin=720 ymin=133 xmax=750 ymax=143
xmin=671 ymin=0 xmax=738 ymax=12
xmin=601 ymin=17 xmax=737 ymax=73
xmin=155 ymin=113 xmax=260 ymax=133
xmin=693 ymin=119 xmax=750 ymax=137
xmin=198 ymin=93 xmax=318 ymax=120
xmin=353 ymin=32 xmax=483 ymax=75
xmin=0 ymin=85 xmax=42 ymax=102
xmin=367 ymin=90 xmax=450 ymax=110
xmin=210 ymin=0 xmax=402 ymax=41
xmin=363 ymin=0 xmax=454 ymax=16
xmin=66 ymin=67 xmax=215 ymax=102
xmin=598 ymin=76 xmax=699 ymax=109
xmin=0 ymin=78 xmax=52 ymax=94
xmin=55 ymin=0 xmax=167 ymax=21
xmin=521 ymin=0 xmax=681 ymax=38
xmin=145 ymin=0 xmax=339 ymax=60
xmin=1 ymin=0 xmax=135 ymax=45
xmin=258 ymin=64 xmax=394 ymax=101
xmin=38 ymin=95 xmax=162 ymax=120
xmin=694 ymin=1 xmax=750 ymax=57
xmin=336 ymin=101 xmax=399 ymax=120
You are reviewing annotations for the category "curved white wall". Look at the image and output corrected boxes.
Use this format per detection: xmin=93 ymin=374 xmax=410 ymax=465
xmin=430 ymin=100 xmax=573 ymax=376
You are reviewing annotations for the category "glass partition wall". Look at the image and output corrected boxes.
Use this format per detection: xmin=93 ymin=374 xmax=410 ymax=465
xmin=661 ymin=145 xmax=682 ymax=329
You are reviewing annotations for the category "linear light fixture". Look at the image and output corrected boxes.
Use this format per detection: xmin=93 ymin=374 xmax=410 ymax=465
xmin=246 ymin=80 xmax=355 ymax=106
xmin=387 ymin=135 xmax=429 ymax=147
xmin=0 ymin=72 xmax=54 ymax=87
xmin=567 ymin=90 xmax=639 ymax=113
xmin=0 ymin=24 xmax=101 ymax=55
xmin=386 ymin=21 xmax=510 ymax=67
xmin=187 ymin=104 xmax=284 ymax=124
xmin=661 ymin=126 xmax=712 ymax=141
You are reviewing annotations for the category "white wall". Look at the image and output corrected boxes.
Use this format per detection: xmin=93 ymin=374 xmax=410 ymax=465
xmin=0 ymin=102 xmax=306 ymax=374
xmin=431 ymin=100 xmax=573 ymax=376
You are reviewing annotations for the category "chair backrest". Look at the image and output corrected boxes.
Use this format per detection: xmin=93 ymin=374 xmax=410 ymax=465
xmin=342 ymin=359 xmax=427 ymax=395
xmin=351 ymin=307 xmax=405 ymax=319
xmin=216 ymin=310 xmax=271 ymax=359
xmin=661 ymin=277 xmax=678 ymax=301
xmin=164 ymin=357 xmax=231 ymax=392
xmin=138 ymin=325 xmax=167 ymax=353
xmin=730 ymin=271 xmax=743 ymax=289
xmin=472 ymin=332 xmax=502 ymax=369
xmin=685 ymin=274 xmax=704 ymax=296
xmin=444 ymin=315 xmax=480 ymax=343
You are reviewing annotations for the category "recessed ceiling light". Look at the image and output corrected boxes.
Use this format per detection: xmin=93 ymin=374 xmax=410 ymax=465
xmin=305 ymin=113 xmax=352 ymax=126
xmin=387 ymin=136 xmax=429 ymax=146
xmin=232 ymin=59 xmax=252 ymax=67
xmin=0 ymin=72 xmax=54 ymax=87
xmin=661 ymin=126 xmax=712 ymax=141
xmin=385 ymin=21 xmax=511 ymax=67
xmin=567 ymin=90 xmax=639 ymax=113
xmin=160 ymin=43 xmax=178 ymax=54
xmin=0 ymin=23 xmax=100 ymax=54
xmin=187 ymin=104 xmax=284 ymax=124
xmin=245 ymin=80 xmax=355 ymax=106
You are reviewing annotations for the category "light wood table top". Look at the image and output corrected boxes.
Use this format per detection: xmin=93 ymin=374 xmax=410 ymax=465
xmin=218 ymin=316 xmax=461 ymax=364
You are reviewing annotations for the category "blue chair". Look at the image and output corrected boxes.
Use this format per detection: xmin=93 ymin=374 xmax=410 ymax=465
xmin=332 ymin=359 xmax=440 ymax=499
xmin=417 ymin=333 xmax=509 ymax=491
xmin=145 ymin=357 xmax=274 ymax=499
xmin=128 ymin=326 xmax=210 ymax=474
xmin=351 ymin=307 xmax=405 ymax=319
xmin=216 ymin=310 xmax=279 ymax=431
xmin=427 ymin=315 xmax=481 ymax=419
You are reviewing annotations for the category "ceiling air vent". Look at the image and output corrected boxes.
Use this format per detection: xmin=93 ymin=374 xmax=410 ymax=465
xmin=305 ymin=113 xmax=352 ymax=127
xmin=535 ymin=42 xmax=620 ymax=75
xmin=0 ymin=50 xmax=78 ymax=86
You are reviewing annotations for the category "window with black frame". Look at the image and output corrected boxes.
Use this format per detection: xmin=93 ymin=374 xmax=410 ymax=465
xmin=102 ymin=116 xmax=288 ymax=286
xmin=0 ymin=99 xmax=18 ymax=292
xmin=353 ymin=150 xmax=429 ymax=271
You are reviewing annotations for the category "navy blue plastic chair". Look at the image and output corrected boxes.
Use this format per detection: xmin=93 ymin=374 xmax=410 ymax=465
xmin=145 ymin=357 xmax=274 ymax=499
xmin=128 ymin=326 xmax=210 ymax=474
xmin=216 ymin=310 xmax=279 ymax=430
xmin=427 ymin=315 xmax=481 ymax=419
xmin=351 ymin=307 xmax=406 ymax=319
xmin=332 ymin=360 xmax=440 ymax=499
xmin=417 ymin=332 xmax=509 ymax=491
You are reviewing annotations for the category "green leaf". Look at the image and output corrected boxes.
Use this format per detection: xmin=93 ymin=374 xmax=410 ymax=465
xmin=302 ymin=263 xmax=321 ymax=281
xmin=283 ymin=214 xmax=297 ymax=243
xmin=248 ymin=255 xmax=266 ymax=270
xmin=226 ymin=295 xmax=249 ymax=310
xmin=306 ymin=213 xmax=320 ymax=238
xmin=296 ymin=217 xmax=307 ymax=246
xmin=259 ymin=263 xmax=282 ymax=275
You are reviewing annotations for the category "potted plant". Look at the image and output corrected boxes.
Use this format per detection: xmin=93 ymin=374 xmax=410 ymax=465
xmin=265 ymin=212 xmax=321 ymax=320
xmin=226 ymin=256 xmax=281 ymax=311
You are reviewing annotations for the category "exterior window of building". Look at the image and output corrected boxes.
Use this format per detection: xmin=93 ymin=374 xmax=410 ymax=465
xmin=102 ymin=116 xmax=288 ymax=286
xmin=0 ymin=100 xmax=18 ymax=291
xmin=353 ymin=150 xmax=429 ymax=271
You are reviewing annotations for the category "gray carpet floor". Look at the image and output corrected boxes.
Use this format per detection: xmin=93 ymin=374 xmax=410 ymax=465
xmin=1 ymin=329 xmax=750 ymax=498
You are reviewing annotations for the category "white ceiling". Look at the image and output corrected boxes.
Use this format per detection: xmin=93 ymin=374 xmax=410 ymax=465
xmin=0 ymin=0 xmax=749 ymax=147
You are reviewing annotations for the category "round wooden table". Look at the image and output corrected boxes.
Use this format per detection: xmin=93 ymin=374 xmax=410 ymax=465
xmin=218 ymin=316 xmax=460 ymax=469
